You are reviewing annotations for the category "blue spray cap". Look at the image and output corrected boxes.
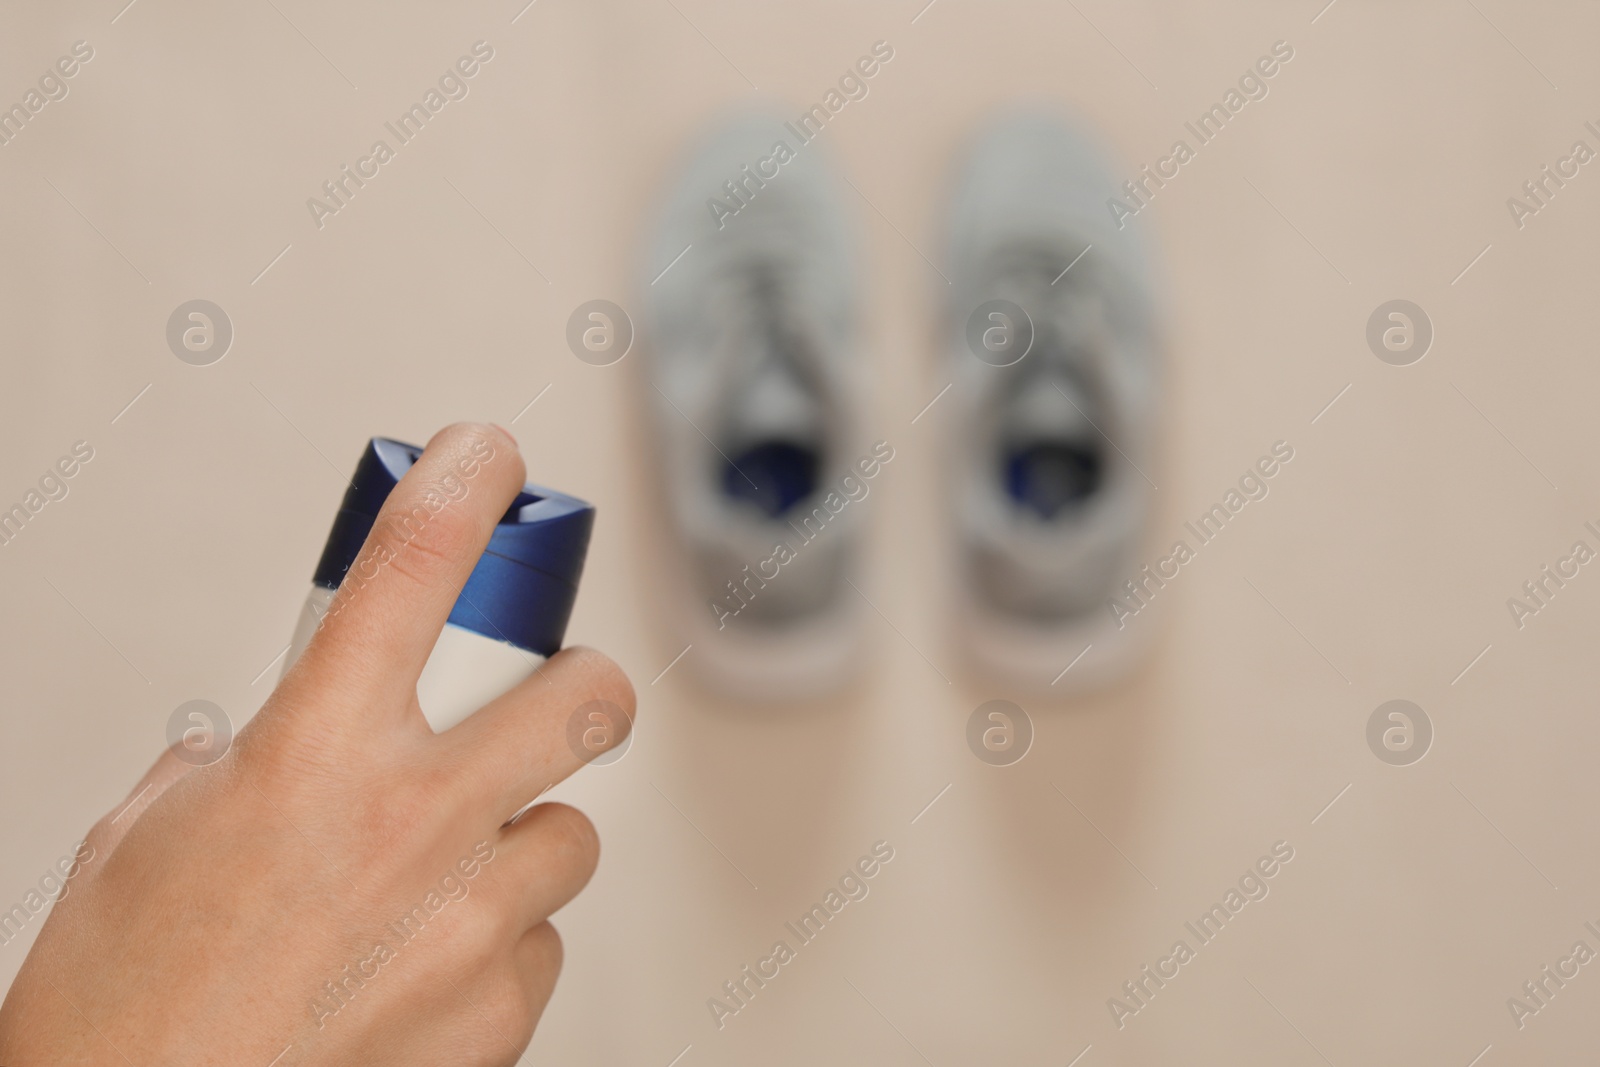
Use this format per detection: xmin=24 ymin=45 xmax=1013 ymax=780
xmin=311 ymin=437 xmax=594 ymax=657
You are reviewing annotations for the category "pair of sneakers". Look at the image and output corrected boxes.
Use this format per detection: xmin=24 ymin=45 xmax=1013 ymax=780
xmin=640 ymin=110 xmax=1162 ymax=701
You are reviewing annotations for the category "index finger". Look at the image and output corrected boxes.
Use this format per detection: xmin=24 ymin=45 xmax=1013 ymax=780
xmin=295 ymin=422 xmax=527 ymax=711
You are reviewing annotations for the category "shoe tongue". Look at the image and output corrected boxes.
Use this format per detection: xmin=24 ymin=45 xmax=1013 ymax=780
xmin=997 ymin=358 xmax=1104 ymax=521
xmin=1005 ymin=359 xmax=1095 ymax=439
xmin=730 ymin=346 xmax=821 ymax=442
xmin=717 ymin=319 xmax=826 ymax=519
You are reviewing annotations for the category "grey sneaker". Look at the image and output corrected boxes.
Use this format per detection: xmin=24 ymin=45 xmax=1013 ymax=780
xmin=640 ymin=111 xmax=870 ymax=700
xmin=945 ymin=110 xmax=1164 ymax=692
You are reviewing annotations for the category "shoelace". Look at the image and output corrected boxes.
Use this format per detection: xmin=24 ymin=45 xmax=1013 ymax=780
xmin=983 ymin=246 xmax=1117 ymax=520
xmin=715 ymin=260 xmax=831 ymax=518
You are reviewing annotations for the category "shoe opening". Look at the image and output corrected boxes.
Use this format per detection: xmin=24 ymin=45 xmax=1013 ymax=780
xmin=1002 ymin=439 xmax=1102 ymax=520
xmin=722 ymin=439 xmax=821 ymax=519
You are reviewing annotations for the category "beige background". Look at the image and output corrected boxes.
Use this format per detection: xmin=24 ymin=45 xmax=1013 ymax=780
xmin=4 ymin=0 xmax=1600 ymax=1062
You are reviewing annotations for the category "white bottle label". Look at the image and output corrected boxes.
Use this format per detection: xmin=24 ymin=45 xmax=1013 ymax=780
xmin=283 ymin=585 xmax=545 ymax=732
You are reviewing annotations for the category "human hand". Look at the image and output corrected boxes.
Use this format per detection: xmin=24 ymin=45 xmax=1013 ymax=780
xmin=0 ymin=422 xmax=634 ymax=1066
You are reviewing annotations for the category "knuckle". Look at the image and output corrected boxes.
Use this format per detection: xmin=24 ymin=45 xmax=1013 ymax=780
xmin=457 ymin=976 xmax=535 ymax=1060
xmin=81 ymin=814 xmax=116 ymax=860
xmin=350 ymin=766 xmax=458 ymax=852
xmin=526 ymin=920 xmax=563 ymax=974
xmin=445 ymin=893 xmax=508 ymax=957
xmin=376 ymin=497 xmax=476 ymax=584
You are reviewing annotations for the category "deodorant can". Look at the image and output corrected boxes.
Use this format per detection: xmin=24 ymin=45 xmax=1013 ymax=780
xmin=282 ymin=437 xmax=594 ymax=731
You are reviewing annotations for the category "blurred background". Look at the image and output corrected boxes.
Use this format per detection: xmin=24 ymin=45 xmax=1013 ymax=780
xmin=4 ymin=0 xmax=1600 ymax=1062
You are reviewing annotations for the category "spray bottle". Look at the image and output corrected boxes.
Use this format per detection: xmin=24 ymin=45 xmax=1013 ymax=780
xmin=281 ymin=437 xmax=593 ymax=731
